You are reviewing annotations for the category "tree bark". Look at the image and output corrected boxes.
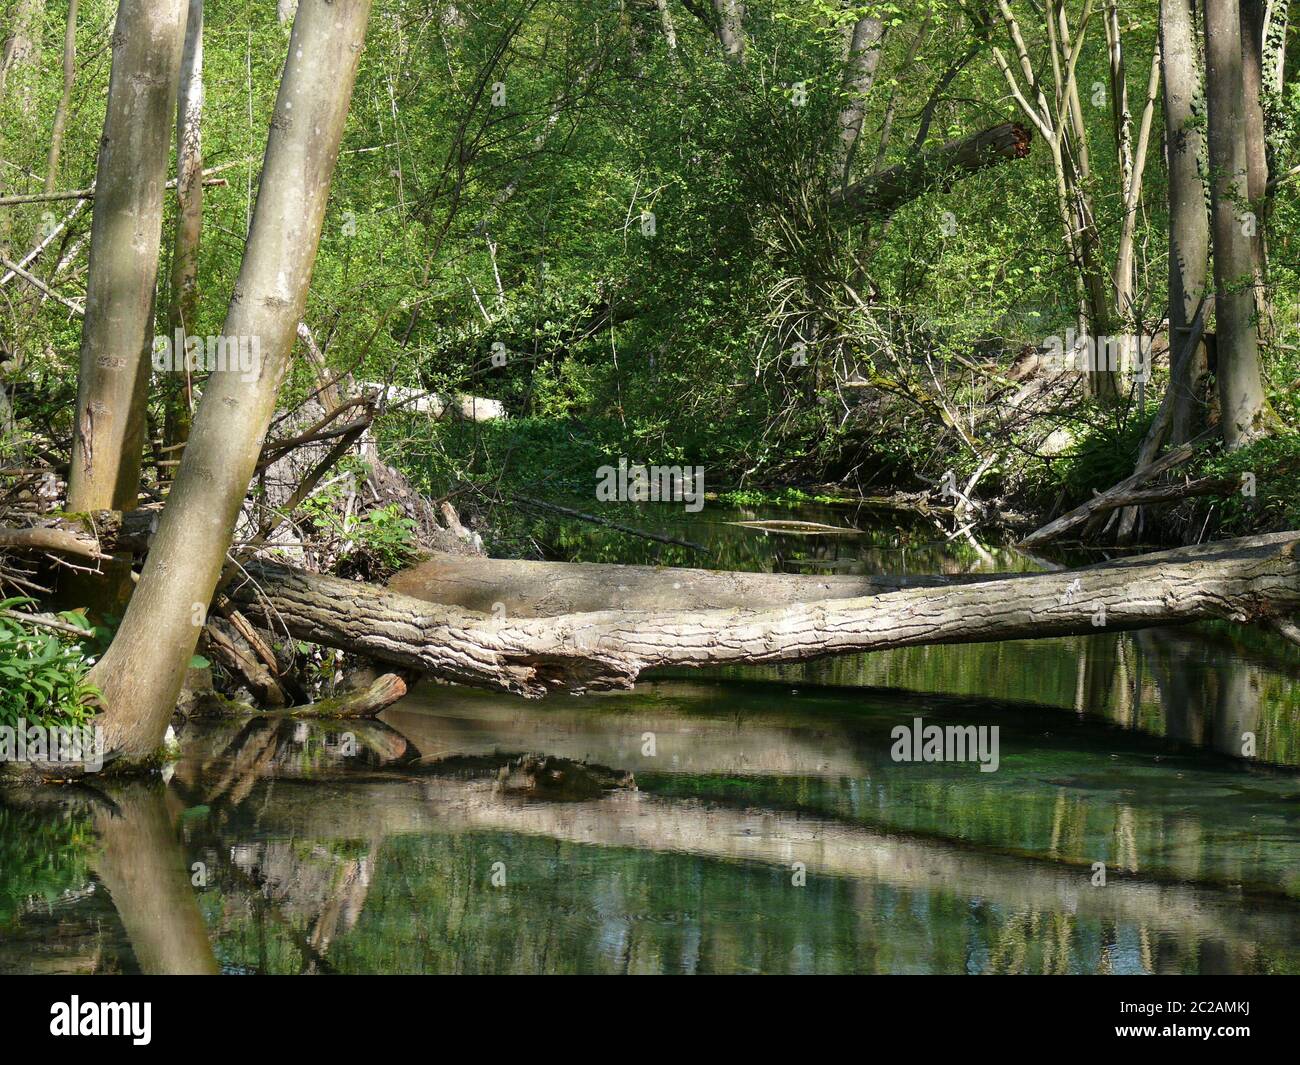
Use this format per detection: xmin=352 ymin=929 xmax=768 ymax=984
xmin=161 ymin=0 xmax=205 ymax=450
xmin=1239 ymin=0 xmax=1273 ymax=338
xmin=66 ymin=0 xmax=188 ymax=513
xmin=87 ymin=0 xmax=374 ymax=762
xmin=1203 ymin=0 xmax=1271 ymax=448
xmin=43 ymin=0 xmax=78 ymax=194
xmin=836 ymin=13 xmax=886 ymax=184
xmin=1161 ymin=0 xmax=1211 ymax=445
xmin=0 ymin=0 xmax=44 ymax=107
xmin=230 ymin=534 xmax=1300 ymax=699
xmin=284 ymin=673 xmax=407 ymax=718
xmin=387 ymin=553 xmax=995 ymax=616
xmin=711 ymin=0 xmax=745 ymax=62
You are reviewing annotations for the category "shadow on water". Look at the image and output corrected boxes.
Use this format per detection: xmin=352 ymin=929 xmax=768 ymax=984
xmin=1 ymin=501 xmax=1298 ymax=973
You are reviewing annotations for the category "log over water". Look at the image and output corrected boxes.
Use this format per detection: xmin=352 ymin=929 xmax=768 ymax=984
xmin=230 ymin=533 xmax=1300 ymax=698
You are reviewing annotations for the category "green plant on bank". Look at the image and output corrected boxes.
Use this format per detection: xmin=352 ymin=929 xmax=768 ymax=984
xmin=0 ymin=600 xmax=99 ymax=730
xmin=293 ymin=457 xmax=420 ymax=573
xmin=1203 ymin=432 xmax=1300 ymax=535
xmin=353 ymin=504 xmax=421 ymax=571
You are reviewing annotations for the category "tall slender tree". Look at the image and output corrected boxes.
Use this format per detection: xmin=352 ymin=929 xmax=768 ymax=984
xmin=1203 ymin=0 xmax=1271 ymax=448
xmin=66 ymin=0 xmax=187 ymax=513
xmin=44 ymin=0 xmax=79 ymax=194
xmin=1162 ymin=0 xmax=1210 ymax=445
xmin=837 ymin=12 xmax=887 ymax=184
xmin=163 ymin=0 xmax=206 ymax=448
xmin=89 ymin=0 xmax=374 ymax=761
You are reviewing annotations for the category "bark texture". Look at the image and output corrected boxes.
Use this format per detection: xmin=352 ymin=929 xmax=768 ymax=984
xmin=387 ymin=553 xmax=990 ymax=616
xmin=836 ymin=13 xmax=886 ymax=183
xmin=163 ymin=0 xmax=206 ymax=448
xmin=231 ymin=534 xmax=1300 ymax=699
xmin=43 ymin=0 xmax=78 ymax=193
xmin=67 ymin=0 xmax=187 ymax=512
xmin=1160 ymin=0 xmax=1210 ymax=445
xmin=1204 ymin=0 xmax=1270 ymax=448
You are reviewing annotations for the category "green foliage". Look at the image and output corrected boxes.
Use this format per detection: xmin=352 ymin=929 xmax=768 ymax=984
xmin=0 ymin=601 xmax=99 ymax=729
xmin=1203 ymin=432 xmax=1300 ymax=534
xmin=352 ymin=504 xmax=421 ymax=572
xmin=0 ymin=807 xmax=93 ymax=928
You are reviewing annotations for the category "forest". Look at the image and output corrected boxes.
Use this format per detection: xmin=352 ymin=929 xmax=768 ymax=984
xmin=0 ymin=0 xmax=1298 ymax=980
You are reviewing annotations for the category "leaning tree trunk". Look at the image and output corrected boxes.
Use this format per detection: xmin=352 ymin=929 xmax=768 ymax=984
xmin=66 ymin=0 xmax=187 ymax=513
xmin=1203 ymin=0 xmax=1271 ymax=449
xmin=836 ymin=13 xmax=886 ymax=184
xmin=832 ymin=122 xmax=1032 ymax=218
xmin=163 ymin=0 xmax=206 ymax=449
xmin=88 ymin=0 xmax=374 ymax=762
xmin=1161 ymin=0 xmax=1211 ymax=446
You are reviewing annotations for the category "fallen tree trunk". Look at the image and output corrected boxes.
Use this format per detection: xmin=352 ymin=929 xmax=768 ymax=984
xmin=229 ymin=533 xmax=1300 ymax=698
xmin=1083 ymin=477 xmax=1239 ymax=512
xmin=283 ymin=673 xmax=407 ymax=718
xmin=1018 ymin=433 xmax=1212 ymax=548
xmin=832 ymin=123 xmax=1032 ymax=218
xmin=387 ymin=552 xmax=989 ymax=616
xmin=8 ymin=513 xmax=1297 ymax=699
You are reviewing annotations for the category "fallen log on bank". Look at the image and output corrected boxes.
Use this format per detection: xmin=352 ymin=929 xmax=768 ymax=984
xmin=228 ymin=533 xmax=1300 ymax=698
xmin=6 ymin=512 xmax=1298 ymax=700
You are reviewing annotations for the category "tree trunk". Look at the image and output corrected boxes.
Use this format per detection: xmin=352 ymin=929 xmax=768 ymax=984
xmin=387 ymin=553 xmax=999 ymax=616
xmin=1239 ymin=0 xmax=1276 ymax=341
xmin=1203 ymin=0 xmax=1271 ymax=448
xmin=836 ymin=13 xmax=886 ymax=184
xmin=711 ymin=0 xmax=745 ymax=62
xmin=163 ymin=0 xmax=206 ymax=450
xmin=832 ymin=122 xmax=1032 ymax=218
xmin=66 ymin=0 xmax=188 ymax=513
xmin=655 ymin=0 xmax=677 ymax=55
xmin=43 ymin=0 xmax=78 ymax=194
xmin=0 ymin=0 xmax=44 ymax=107
xmin=1161 ymin=0 xmax=1211 ymax=445
xmin=87 ymin=0 xmax=374 ymax=762
xmin=231 ymin=534 xmax=1300 ymax=699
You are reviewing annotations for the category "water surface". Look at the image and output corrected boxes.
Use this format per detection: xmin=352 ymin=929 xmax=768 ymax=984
xmin=2 ymin=503 xmax=1297 ymax=974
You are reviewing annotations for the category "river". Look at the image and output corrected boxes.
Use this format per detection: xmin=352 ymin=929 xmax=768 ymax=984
xmin=2 ymin=500 xmax=1298 ymax=974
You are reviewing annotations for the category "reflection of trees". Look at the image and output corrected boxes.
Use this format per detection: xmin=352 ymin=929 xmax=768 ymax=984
xmin=160 ymin=708 xmax=1299 ymax=974
xmin=5 ymin=682 xmax=1299 ymax=974
xmin=89 ymin=784 xmax=219 ymax=975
